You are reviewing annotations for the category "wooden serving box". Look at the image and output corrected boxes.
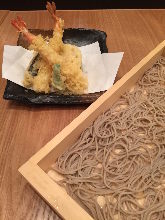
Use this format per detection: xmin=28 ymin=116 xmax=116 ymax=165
xmin=19 ymin=40 xmax=165 ymax=220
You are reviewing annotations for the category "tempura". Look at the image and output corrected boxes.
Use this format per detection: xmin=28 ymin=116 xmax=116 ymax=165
xmin=11 ymin=2 xmax=88 ymax=94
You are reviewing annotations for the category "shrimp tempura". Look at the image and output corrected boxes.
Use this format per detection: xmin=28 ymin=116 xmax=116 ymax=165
xmin=11 ymin=2 xmax=88 ymax=94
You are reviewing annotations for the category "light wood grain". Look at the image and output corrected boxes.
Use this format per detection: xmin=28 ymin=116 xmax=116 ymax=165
xmin=0 ymin=10 xmax=9 ymax=95
xmin=0 ymin=10 xmax=9 ymax=25
xmin=0 ymin=9 xmax=165 ymax=220
xmin=20 ymin=162 xmax=93 ymax=220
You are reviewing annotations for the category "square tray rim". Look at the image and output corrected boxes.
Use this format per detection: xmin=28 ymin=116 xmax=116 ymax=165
xmin=3 ymin=27 xmax=108 ymax=105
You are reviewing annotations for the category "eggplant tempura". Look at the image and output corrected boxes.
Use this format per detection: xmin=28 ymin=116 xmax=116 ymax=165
xmin=11 ymin=2 xmax=88 ymax=94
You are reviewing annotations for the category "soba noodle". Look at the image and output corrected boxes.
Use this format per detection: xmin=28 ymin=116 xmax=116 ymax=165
xmin=52 ymin=57 xmax=165 ymax=220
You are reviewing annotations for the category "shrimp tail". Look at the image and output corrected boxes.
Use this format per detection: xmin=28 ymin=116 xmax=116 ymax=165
xmin=46 ymin=1 xmax=57 ymax=21
xmin=11 ymin=16 xmax=27 ymax=31
xmin=46 ymin=1 xmax=64 ymax=30
xmin=11 ymin=16 xmax=35 ymax=43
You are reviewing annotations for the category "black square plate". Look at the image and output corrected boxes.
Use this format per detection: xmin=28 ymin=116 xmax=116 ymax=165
xmin=3 ymin=28 xmax=108 ymax=105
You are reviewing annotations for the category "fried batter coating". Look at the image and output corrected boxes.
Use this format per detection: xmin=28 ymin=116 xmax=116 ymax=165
xmin=49 ymin=19 xmax=64 ymax=54
xmin=32 ymin=59 xmax=52 ymax=93
xmin=29 ymin=35 xmax=63 ymax=66
xmin=60 ymin=58 xmax=87 ymax=94
xmin=62 ymin=44 xmax=82 ymax=67
xmin=23 ymin=71 xmax=33 ymax=88
xmin=11 ymin=2 xmax=88 ymax=94
xmin=23 ymin=59 xmax=52 ymax=93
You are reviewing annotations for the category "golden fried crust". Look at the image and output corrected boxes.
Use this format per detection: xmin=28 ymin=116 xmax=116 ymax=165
xmin=62 ymin=44 xmax=82 ymax=67
xmin=29 ymin=35 xmax=63 ymax=66
xmin=32 ymin=59 xmax=52 ymax=93
xmin=24 ymin=59 xmax=52 ymax=94
xmin=25 ymin=23 xmax=87 ymax=94
xmin=49 ymin=27 xmax=64 ymax=53
xmin=23 ymin=71 xmax=34 ymax=88
xmin=60 ymin=58 xmax=88 ymax=94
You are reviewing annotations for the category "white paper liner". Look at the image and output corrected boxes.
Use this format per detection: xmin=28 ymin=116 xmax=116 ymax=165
xmin=2 ymin=42 xmax=124 ymax=93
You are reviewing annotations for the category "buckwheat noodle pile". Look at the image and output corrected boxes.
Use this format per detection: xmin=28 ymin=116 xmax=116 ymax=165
xmin=53 ymin=57 xmax=165 ymax=220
